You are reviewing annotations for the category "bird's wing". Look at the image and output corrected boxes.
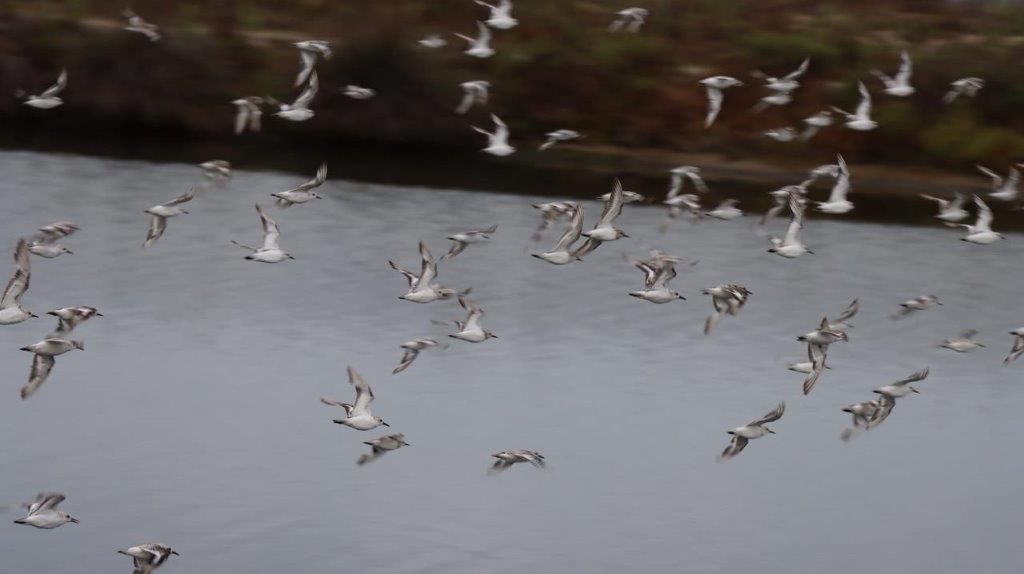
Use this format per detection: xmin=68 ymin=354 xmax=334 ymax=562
xmin=417 ymin=242 xmax=437 ymax=287
xmin=651 ymin=262 xmax=677 ymax=290
xmin=298 ymin=164 xmax=328 ymax=193
xmin=598 ymin=179 xmax=625 ymax=226
xmin=292 ymin=71 xmax=318 ymax=108
xmin=295 ymin=50 xmax=316 ymax=87
xmin=570 ymin=237 xmax=600 ymax=259
xmin=165 ymin=187 xmax=198 ymax=207
xmin=388 ymin=260 xmax=418 ymax=288
xmin=751 ymin=402 xmax=786 ymax=425
xmin=392 ymin=349 xmax=418 ymax=374
xmin=919 ymin=194 xmax=949 ymax=208
xmin=895 ymin=51 xmax=913 ymax=83
xmin=976 ymin=165 xmax=1002 ymax=186
xmin=234 ymin=104 xmax=249 ymax=135
xmin=1 ymin=240 xmax=31 ymax=307
xmin=782 ymin=194 xmax=804 ymax=245
xmin=348 ymin=366 xmax=374 ymax=415
xmin=319 ymin=397 xmax=354 ymax=416
xmin=27 ymin=491 xmax=64 ymax=515
xmin=490 ymin=114 xmax=508 ymax=140
xmin=855 ymin=82 xmax=872 ymax=118
xmin=21 ymin=354 xmax=55 ymax=400
xmin=41 ymin=69 xmax=67 ymax=98
xmin=552 ymin=204 xmax=583 ymax=251
xmin=143 ymin=215 xmax=166 ymax=248
xmin=719 ymin=435 xmax=748 ymax=460
xmin=783 ymin=58 xmax=810 ymax=81
xmin=893 ymin=367 xmax=929 ymax=386
xmin=441 ymin=240 xmax=468 ymax=262
xmin=973 ymin=195 xmax=993 ymax=232
xmin=836 ymin=299 xmax=859 ymax=322
xmin=476 ymin=20 xmax=492 ymax=44
xmin=704 ymin=87 xmax=723 ymax=127
xmin=1005 ymin=335 xmax=1024 ymax=364
xmin=252 ymin=203 xmax=281 ymax=251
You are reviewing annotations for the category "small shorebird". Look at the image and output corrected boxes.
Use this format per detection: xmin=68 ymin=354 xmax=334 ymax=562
xmin=531 ymin=203 xmax=583 ymax=263
xmin=531 ymin=200 xmax=576 ymax=241
xmin=272 ymin=164 xmax=327 ymax=208
xmin=699 ymin=76 xmax=743 ymax=128
xmin=419 ymin=35 xmax=447 ymax=49
xmin=752 ymin=58 xmax=809 ymax=94
xmin=920 ymin=192 xmax=968 ymax=223
xmin=768 ymin=193 xmax=811 ymax=258
xmin=475 ymin=0 xmax=518 ymax=29
xmin=23 ymin=69 xmax=67 ymax=109
xmin=0 ymin=240 xmax=35 ymax=325
xmin=455 ymin=21 xmax=495 ymax=58
xmin=800 ymin=110 xmax=833 ymax=140
xmin=976 ymin=164 xmax=1022 ymax=202
xmin=702 ymin=283 xmax=751 ymax=335
xmin=759 ymin=182 xmax=808 ymax=228
xmin=232 ymin=203 xmax=294 ymax=263
xmin=358 ymin=434 xmax=409 ymax=465
xmin=797 ymin=317 xmax=848 ymax=394
xmin=198 ymin=160 xmax=231 ymax=188
xmin=441 ymin=224 xmax=498 ymax=261
xmin=719 ymin=402 xmax=785 ymax=461
xmin=816 ymin=155 xmax=853 ymax=214
xmin=456 ymin=80 xmax=490 ymax=115
xmin=872 ymin=50 xmax=915 ymax=96
xmin=398 ymin=243 xmax=458 ymax=303
xmin=117 ymin=544 xmax=180 ymax=574
xmin=20 ymin=338 xmax=84 ymax=399
xmin=275 ymin=71 xmax=318 ymax=121
xmin=944 ymin=77 xmax=984 ymax=103
xmin=539 ymin=129 xmax=582 ymax=151
xmin=959 ymin=195 xmax=1004 ymax=244
xmin=940 ymin=329 xmax=984 ymax=352
xmin=443 ymin=297 xmax=497 ymax=343
xmin=1004 ymin=328 xmax=1024 ymax=364
xmin=293 ymin=40 xmax=331 ymax=87
xmin=573 ymin=180 xmax=629 ymax=258
xmin=869 ymin=367 xmax=930 ymax=428
xmin=832 ymin=81 xmax=877 ymax=131
xmin=46 ymin=306 xmax=102 ymax=338
xmin=393 ymin=338 xmax=445 ymax=374
xmin=144 ymin=188 xmax=197 ymax=248
xmin=28 ymin=221 xmax=78 ymax=258
xmin=323 ymin=366 xmax=390 ymax=431
xmin=472 ymin=114 xmax=514 ymax=156
xmin=705 ymin=199 xmax=743 ymax=220
xmin=626 ymin=253 xmax=686 ymax=303
xmin=14 ymin=493 xmax=78 ymax=529
xmin=232 ymin=97 xmax=264 ymax=135
xmin=609 ymin=8 xmax=648 ymax=33
xmin=123 ymin=9 xmax=161 ymax=41
xmin=890 ymin=295 xmax=941 ymax=319
xmin=489 ymin=450 xmax=545 ymax=474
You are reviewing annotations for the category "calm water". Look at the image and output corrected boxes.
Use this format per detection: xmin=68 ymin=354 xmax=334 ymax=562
xmin=1 ymin=150 xmax=1022 ymax=574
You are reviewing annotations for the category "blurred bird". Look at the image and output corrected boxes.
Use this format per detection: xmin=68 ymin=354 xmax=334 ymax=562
xmin=769 ymin=193 xmax=811 ymax=258
xmin=959 ymin=195 xmax=1004 ymax=244
xmin=398 ymin=243 xmax=456 ymax=303
xmin=573 ymin=179 xmax=629 ymax=258
xmin=702 ymin=283 xmax=751 ymax=335
xmin=816 ymin=154 xmax=853 ymax=214
xmin=719 ymin=402 xmax=785 ymax=461
xmin=20 ymin=338 xmax=84 ymax=399
xmin=870 ymin=368 xmax=930 ymax=427
xmin=699 ymin=76 xmax=743 ymax=128
xmin=800 ymin=110 xmax=833 ymax=140
xmin=232 ymin=203 xmax=294 ymax=263
xmin=293 ymin=41 xmax=331 ymax=87
xmin=444 ymin=297 xmax=498 ymax=343
xmin=0 ymin=240 xmax=35 ymax=325
xmin=940 ymin=329 xmax=984 ymax=352
xmin=475 ymin=0 xmax=518 ymax=29
xmin=489 ymin=450 xmax=545 ymax=474
xmin=418 ymin=35 xmax=447 ymax=49
xmin=122 ymin=9 xmax=160 ymax=41
xmin=609 ymin=8 xmax=648 ymax=33
xmin=872 ymin=51 xmax=915 ymax=96
xmin=272 ymin=164 xmax=327 ymax=208
xmin=763 ymin=127 xmax=797 ymax=142
xmin=976 ymin=164 xmax=1022 ymax=201
xmin=827 ymin=299 xmax=859 ymax=333
xmin=531 ymin=203 xmax=584 ymax=264
xmin=28 ymin=221 xmax=78 ymax=258
xmin=473 ymin=114 xmax=515 ymax=156
xmin=275 ymin=71 xmax=318 ymax=121
xmin=1004 ymin=328 xmax=1024 ymax=364
xmin=46 ymin=306 xmax=102 ymax=338
xmin=117 ymin=544 xmax=180 ymax=574
xmin=890 ymin=295 xmax=941 ymax=320
xmin=324 ymin=366 xmax=390 ymax=431
xmin=232 ymin=97 xmax=263 ymax=135
xmin=22 ymin=69 xmax=66 ymax=109
xmin=705 ymin=199 xmax=743 ymax=220
xmin=944 ymin=77 xmax=984 ymax=103
xmin=455 ymin=22 xmax=495 ymax=58
xmin=832 ymin=82 xmax=877 ymax=131
xmin=143 ymin=188 xmax=197 ymax=248
xmin=392 ymin=338 xmax=445 ymax=374
xmin=198 ymin=160 xmax=231 ymax=188
xmin=530 ymin=200 xmax=576 ymax=241
xmin=626 ymin=253 xmax=686 ymax=303
xmin=342 ymin=85 xmax=376 ymax=99
xmin=14 ymin=493 xmax=78 ymax=529
xmin=358 ymin=434 xmax=409 ymax=465
xmin=751 ymin=58 xmax=809 ymax=93
xmin=920 ymin=193 xmax=968 ymax=223
xmin=441 ymin=225 xmax=498 ymax=261
xmin=456 ymin=80 xmax=490 ymax=115
xmin=539 ymin=129 xmax=582 ymax=151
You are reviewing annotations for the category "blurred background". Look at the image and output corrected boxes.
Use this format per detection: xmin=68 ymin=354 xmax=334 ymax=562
xmin=3 ymin=1 xmax=1024 ymax=217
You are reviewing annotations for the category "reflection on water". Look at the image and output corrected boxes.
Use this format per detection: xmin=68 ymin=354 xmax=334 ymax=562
xmin=0 ymin=150 xmax=1022 ymax=574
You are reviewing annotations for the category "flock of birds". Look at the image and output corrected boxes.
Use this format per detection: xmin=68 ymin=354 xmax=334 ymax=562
xmin=6 ymin=3 xmax=1024 ymax=573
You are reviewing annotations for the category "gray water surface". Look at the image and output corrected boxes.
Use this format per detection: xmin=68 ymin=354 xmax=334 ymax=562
xmin=1 ymin=150 xmax=1022 ymax=574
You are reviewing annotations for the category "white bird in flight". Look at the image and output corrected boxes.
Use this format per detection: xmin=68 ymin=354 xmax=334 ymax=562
xmin=232 ymin=96 xmax=263 ymax=135
xmin=609 ymin=8 xmax=648 ymax=33
xmin=626 ymin=253 xmax=686 ymax=303
xmin=456 ymin=80 xmax=490 ymax=115
xmin=272 ymin=163 xmax=327 ymax=208
xmin=752 ymin=58 xmax=809 ymax=93
xmin=442 ymin=297 xmax=498 ymax=343
xmin=816 ymin=154 xmax=853 ymax=214
xmin=872 ymin=50 xmax=915 ymax=96
xmin=392 ymin=338 xmax=445 ymax=375
xmin=342 ymin=85 xmax=376 ymax=100
xmin=976 ymin=164 xmax=1022 ymax=201
xmin=117 ymin=544 xmax=180 ymax=574
xmin=920 ymin=192 xmax=969 ymax=223
xmin=14 ymin=493 xmax=79 ymax=529
xmin=20 ymin=337 xmax=84 ymax=399
xmin=275 ymin=71 xmax=318 ymax=122
xmin=959 ymin=195 xmax=1004 ymax=244
xmin=890 ymin=295 xmax=941 ymax=320
xmin=940 ymin=329 xmax=984 ymax=352
xmin=832 ymin=82 xmax=877 ymax=131
xmin=531 ymin=203 xmax=584 ymax=265
xmin=539 ymin=129 xmax=582 ymax=151
xmin=23 ymin=69 xmax=67 ymax=109
xmin=293 ymin=40 xmax=331 ymax=87
xmin=358 ymin=434 xmax=410 ymax=466
xmin=573 ymin=179 xmax=629 ymax=258
xmin=472 ymin=114 xmax=515 ymax=156
xmin=143 ymin=188 xmax=197 ymax=248
xmin=944 ymin=77 xmax=984 ymax=103
xmin=1004 ymin=328 xmax=1024 ymax=365
xmin=323 ymin=366 xmax=390 ymax=431
xmin=719 ymin=402 xmax=785 ymax=461
xmin=801 ymin=110 xmax=833 ymax=140
xmin=455 ymin=22 xmax=495 ymax=58
xmin=123 ymin=9 xmax=161 ymax=42
xmin=768 ymin=193 xmax=811 ymax=258
xmin=699 ymin=76 xmax=743 ymax=128
xmin=441 ymin=225 xmax=498 ymax=261
xmin=489 ymin=450 xmax=546 ymax=474
xmin=28 ymin=221 xmax=78 ymax=258
xmin=232 ymin=203 xmax=295 ymax=263
xmin=702 ymin=283 xmax=751 ymax=335
xmin=418 ymin=35 xmax=447 ymax=49
xmin=0 ymin=240 xmax=35 ymax=325
xmin=475 ymin=0 xmax=518 ymax=30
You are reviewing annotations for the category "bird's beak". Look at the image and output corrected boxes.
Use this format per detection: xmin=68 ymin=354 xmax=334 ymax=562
xmin=382 ymin=421 xmax=391 ymax=427
xmin=46 ymin=311 xmax=57 ymax=316
xmin=64 ymin=250 xmax=73 ymax=255
xmin=69 ymin=517 xmax=80 ymax=524
xmin=911 ymin=387 xmax=920 ymax=394
xmin=171 ymin=551 xmax=180 ymax=556
xmin=29 ymin=313 xmax=39 ymax=318
xmin=332 ymin=419 xmax=345 ymax=424
xmin=766 ymin=428 xmax=776 ymax=434
xmin=96 ymin=313 xmax=104 ymax=317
